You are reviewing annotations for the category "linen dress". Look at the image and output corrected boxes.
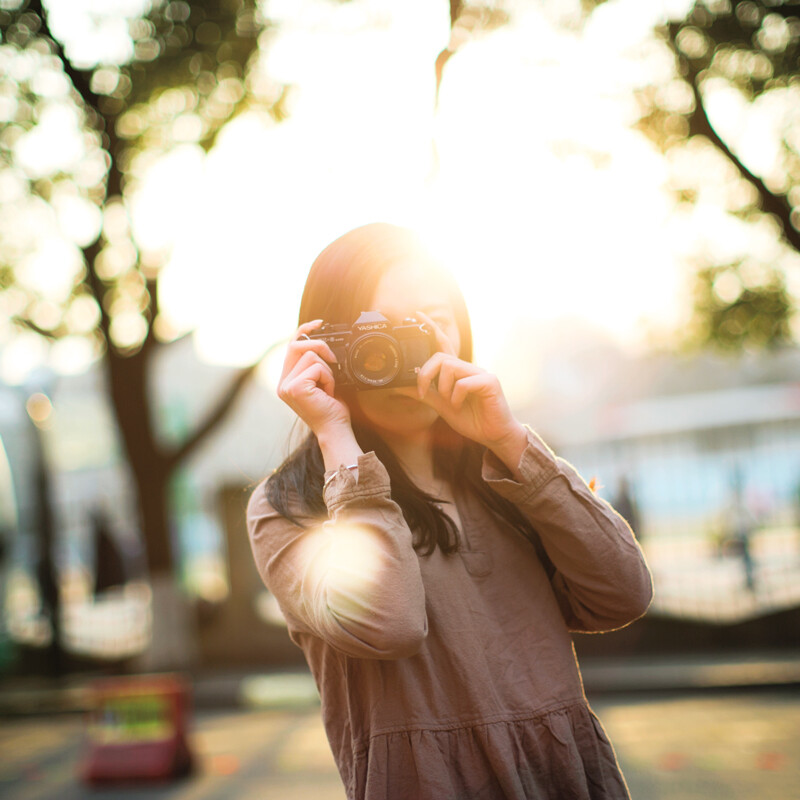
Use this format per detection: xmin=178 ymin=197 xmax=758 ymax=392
xmin=247 ymin=428 xmax=653 ymax=800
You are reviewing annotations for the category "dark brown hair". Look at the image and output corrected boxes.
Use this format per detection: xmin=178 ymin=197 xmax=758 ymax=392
xmin=266 ymin=223 xmax=545 ymax=558
xmin=297 ymin=222 xmax=472 ymax=359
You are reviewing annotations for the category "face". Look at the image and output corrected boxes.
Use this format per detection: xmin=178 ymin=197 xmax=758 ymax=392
xmin=351 ymin=262 xmax=462 ymax=440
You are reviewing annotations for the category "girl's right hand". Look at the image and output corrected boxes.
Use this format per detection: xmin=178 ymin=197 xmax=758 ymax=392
xmin=277 ymin=320 xmax=352 ymax=436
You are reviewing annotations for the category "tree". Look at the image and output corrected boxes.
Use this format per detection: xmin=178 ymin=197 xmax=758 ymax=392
xmin=588 ymin=0 xmax=800 ymax=351
xmin=0 ymin=0 xmax=287 ymax=664
xmin=435 ymin=1 xmax=509 ymax=106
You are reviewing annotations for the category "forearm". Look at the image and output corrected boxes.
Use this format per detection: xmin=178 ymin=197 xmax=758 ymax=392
xmin=248 ymin=451 xmax=428 ymax=660
xmin=483 ymin=428 xmax=653 ymax=630
xmin=524 ymin=468 xmax=652 ymax=629
xmin=486 ymin=422 xmax=528 ymax=481
xmin=309 ymin=495 xmax=428 ymax=658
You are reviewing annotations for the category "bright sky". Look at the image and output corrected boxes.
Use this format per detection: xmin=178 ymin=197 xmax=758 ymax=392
xmin=152 ymin=0 xmax=695 ymax=403
xmin=6 ymin=0 xmax=794 ymax=403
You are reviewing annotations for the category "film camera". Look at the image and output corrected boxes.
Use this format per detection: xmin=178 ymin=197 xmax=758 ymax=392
xmin=309 ymin=311 xmax=434 ymax=390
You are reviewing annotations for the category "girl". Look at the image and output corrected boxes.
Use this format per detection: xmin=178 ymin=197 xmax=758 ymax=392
xmin=247 ymin=223 xmax=652 ymax=799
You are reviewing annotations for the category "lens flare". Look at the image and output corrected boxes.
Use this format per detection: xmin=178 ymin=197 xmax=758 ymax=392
xmin=299 ymin=522 xmax=386 ymax=620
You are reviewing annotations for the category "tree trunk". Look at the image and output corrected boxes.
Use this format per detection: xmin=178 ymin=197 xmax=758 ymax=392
xmin=32 ymin=419 xmax=65 ymax=678
xmin=134 ymin=573 xmax=199 ymax=672
xmin=104 ymin=343 xmax=174 ymax=576
xmin=102 ymin=334 xmax=203 ymax=671
xmin=131 ymin=454 xmax=173 ymax=579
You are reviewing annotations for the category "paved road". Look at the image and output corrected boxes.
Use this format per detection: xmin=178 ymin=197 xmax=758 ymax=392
xmin=1 ymin=689 xmax=798 ymax=800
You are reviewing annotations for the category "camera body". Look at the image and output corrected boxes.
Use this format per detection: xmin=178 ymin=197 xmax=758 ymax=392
xmin=309 ymin=311 xmax=433 ymax=391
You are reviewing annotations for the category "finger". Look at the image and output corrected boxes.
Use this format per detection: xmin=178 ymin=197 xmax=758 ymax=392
xmin=415 ymin=310 xmax=457 ymax=356
xmin=450 ymin=374 xmax=495 ymax=410
xmin=304 ymin=361 xmax=336 ymax=398
xmin=285 ymin=337 xmax=338 ymax=368
xmin=279 ymin=359 xmax=336 ymax=405
xmin=292 ymin=319 xmax=338 ymax=360
xmin=296 ymin=319 xmax=324 ymax=337
xmin=282 ymin=340 xmax=338 ymax=385
xmin=416 ymin=351 xmax=447 ymax=398
xmin=282 ymin=349 xmax=334 ymax=387
xmin=417 ymin=353 xmax=480 ymax=398
xmin=436 ymin=360 xmax=458 ymax=401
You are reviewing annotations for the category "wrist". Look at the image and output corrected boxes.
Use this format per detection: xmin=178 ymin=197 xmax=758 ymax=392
xmin=487 ymin=423 xmax=528 ymax=480
xmin=316 ymin=423 xmax=364 ymax=473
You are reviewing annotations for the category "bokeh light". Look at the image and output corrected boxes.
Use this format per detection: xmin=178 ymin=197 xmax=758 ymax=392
xmin=2 ymin=0 xmax=796 ymax=384
xmin=25 ymin=391 xmax=53 ymax=427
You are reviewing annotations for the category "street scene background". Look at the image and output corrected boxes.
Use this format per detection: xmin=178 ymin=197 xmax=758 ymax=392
xmin=1 ymin=0 xmax=799 ymax=798
xmin=1 ymin=686 xmax=799 ymax=800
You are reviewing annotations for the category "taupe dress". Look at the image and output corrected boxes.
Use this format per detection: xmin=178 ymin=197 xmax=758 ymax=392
xmin=247 ymin=428 xmax=653 ymax=799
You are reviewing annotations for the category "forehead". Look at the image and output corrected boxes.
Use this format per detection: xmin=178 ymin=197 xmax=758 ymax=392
xmin=370 ymin=262 xmax=454 ymax=317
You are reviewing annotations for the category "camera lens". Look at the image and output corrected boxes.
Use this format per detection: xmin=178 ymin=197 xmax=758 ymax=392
xmin=349 ymin=334 xmax=401 ymax=387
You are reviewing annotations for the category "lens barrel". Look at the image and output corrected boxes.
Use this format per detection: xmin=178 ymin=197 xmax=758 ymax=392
xmin=349 ymin=333 xmax=402 ymax=386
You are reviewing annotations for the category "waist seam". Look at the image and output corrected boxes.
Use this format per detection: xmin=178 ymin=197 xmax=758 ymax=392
xmin=352 ymin=696 xmax=587 ymax=757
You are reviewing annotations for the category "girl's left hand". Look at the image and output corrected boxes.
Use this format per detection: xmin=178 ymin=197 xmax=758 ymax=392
xmin=415 ymin=312 xmax=528 ymax=473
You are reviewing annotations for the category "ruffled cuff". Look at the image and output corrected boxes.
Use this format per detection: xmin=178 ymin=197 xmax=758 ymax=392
xmin=322 ymin=451 xmax=392 ymax=513
xmin=481 ymin=427 xmax=560 ymax=503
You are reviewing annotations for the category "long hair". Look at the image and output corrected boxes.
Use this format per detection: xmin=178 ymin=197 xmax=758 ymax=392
xmin=266 ymin=223 xmax=546 ymax=559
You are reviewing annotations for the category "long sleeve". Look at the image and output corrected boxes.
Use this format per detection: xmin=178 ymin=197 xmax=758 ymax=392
xmin=482 ymin=427 xmax=653 ymax=632
xmin=246 ymin=451 xmax=428 ymax=659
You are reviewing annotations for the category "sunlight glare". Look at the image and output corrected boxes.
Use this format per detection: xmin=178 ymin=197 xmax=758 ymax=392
xmin=18 ymin=237 xmax=82 ymax=302
xmin=152 ymin=2 xmax=445 ymax=366
xmin=299 ymin=521 xmax=387 ymax=621
xmin=15 ymin=105 xmax=84 ymax=178
xmin=93 ymin=0 xmax=749 ymax=382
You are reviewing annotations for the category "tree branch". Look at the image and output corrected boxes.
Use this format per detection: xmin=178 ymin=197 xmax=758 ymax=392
xmin=142 ymin=277 xmax=160 ymax=351
xmin=435 ymin=0 xmax=464 ymax=109
xmin=12 ymin=316 xmax=60 ymax=340
xmin=166 ymin=360 xmax=262 ymax=468
xmin=27 ymin=0 xmax=102 ymax=117
xmin=81 ymin=239 xmax=113 ymax=343
xmin=685 ymin=62 xmax=800 ymax=252
xmin=755 ymin=4 xmax=800 ymax=19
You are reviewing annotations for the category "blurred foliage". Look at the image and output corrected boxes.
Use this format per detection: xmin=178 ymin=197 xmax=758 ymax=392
xmin=0 ymin=0 xmax=285 ymax=577
xmin=0 ymin=0 xmax=285 ymax=354
xmin=436 ymin=1 xmax=510 ymax=104
xmin=691 ymin=261 xmax=793 ymax=350
xmin=586 ymin=0 xmax=800 ymax=352
xmin=447 ymin=0 xmax=509 ymax=34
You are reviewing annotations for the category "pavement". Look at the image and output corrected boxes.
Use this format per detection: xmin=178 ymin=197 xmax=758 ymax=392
xmin=1 ymin=651 xmax=799 ymax=800
xmin=2 ymin=649 xmax=800 ymax=716
xmin=1 ymin=684 xmax=799 ymax=800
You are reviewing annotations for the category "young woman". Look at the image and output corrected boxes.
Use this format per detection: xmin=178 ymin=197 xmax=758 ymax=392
xmin=247 ymin=223 xmax=652 ymax=800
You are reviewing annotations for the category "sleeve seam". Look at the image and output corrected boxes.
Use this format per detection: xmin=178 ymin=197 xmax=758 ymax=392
xmin=485 ymin=462 xmax=560 ymax=503
xmin=325 ymin=485 xmax=392 ymax=511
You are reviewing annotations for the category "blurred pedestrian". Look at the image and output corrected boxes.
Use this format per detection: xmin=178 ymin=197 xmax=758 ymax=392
xmin=247 ymin=224 xmax=653 ymax=800
xmin=91 ymin=508 xmax=127 ymax=597
xmin=723 ymin=470 xmax=757 ymax=592
xmin=613 ymin=475 xmax=641 ymax=540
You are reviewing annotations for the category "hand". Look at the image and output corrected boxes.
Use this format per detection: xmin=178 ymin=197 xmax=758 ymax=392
xmin=415 ymin=313 xmax=527 ymax=472
xmin=277 ymin=320 xmax=352 ymax=437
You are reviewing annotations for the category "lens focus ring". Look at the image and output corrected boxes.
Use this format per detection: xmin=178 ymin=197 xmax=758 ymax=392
xmin=348 ymin=333 xmax=402 ymax=386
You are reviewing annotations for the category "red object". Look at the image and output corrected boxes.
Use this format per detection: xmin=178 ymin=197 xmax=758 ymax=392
xmin=756 ymin=751 xmax=786 ymax=771
xmin=658 ymin=751 xmax=689 ymax=771
xmin=79 ymin=673 xmax=194 ymax=785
